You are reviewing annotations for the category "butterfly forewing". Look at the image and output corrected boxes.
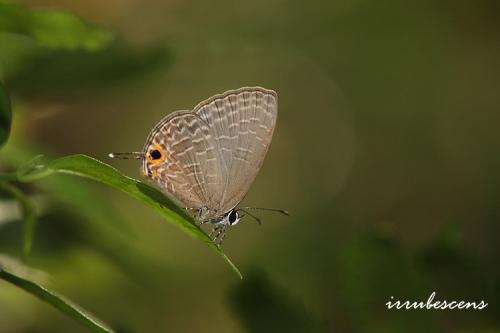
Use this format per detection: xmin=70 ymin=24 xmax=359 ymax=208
xmin=194 ymin=87 xmax=278 ymax=214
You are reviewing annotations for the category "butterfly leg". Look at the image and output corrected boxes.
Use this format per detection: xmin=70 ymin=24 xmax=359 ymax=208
xmin=184 ymin=207 xmax=201 ymax=225
xmin=185 ymin=207 xmax=210 ymax=226
xmin=209 ymin=225 xmax=219 ymax=238
xmin=184 ymin=207 xmax=198 ymax=215
xmin=211 ymin=225 xmax=226 ymax=247
xmin=218 ymin=227 xmax=227 ymax=247
xmin=196 ymin=206 xmax=212 ymax=226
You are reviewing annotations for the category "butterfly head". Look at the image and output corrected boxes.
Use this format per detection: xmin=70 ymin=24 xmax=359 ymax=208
xmin=222 ymin=209 xmax=241 ymax=226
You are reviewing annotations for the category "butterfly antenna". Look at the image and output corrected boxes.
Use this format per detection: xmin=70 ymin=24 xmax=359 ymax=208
xmin=238 ymin=209 xmax=262 ymax=225
xmin=240 ymin=207 xmax=289 ymax=216
xmin=108 ymin=152 xmax=142 ymax=160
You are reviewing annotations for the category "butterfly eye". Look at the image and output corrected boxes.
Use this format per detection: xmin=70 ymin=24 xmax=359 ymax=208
xmin=228 ymin=210 xmax=239 ymax=225
xmin=150 ymin=149 xmax=162 ymax=160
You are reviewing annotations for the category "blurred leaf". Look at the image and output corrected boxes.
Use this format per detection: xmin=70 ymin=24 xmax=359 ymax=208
xmin=0 ymin=266 xmax=114 ymax=333
xmin=418 ymin=223 xmax=466 ymax=269
xmin=229 ymin=269 xmax=323 ymax=333
xmin=0 ymin=80 xmax=11 ymax=147
xmin=0 ymin=33 xmax=40 ymax=80
xmin=336 ymin=231 xmax=427 ymax=332
xmin=7 ymin=41 xmax=171 ymax=97
xmin=18 ymin=154 xmax=241 ymax=278
xmin=0 ymin=181 xmax=37 ymax=255
xmin=416 ymin=224 xmax=488 ymax=299
xmin=0 ymin=2 xmax=112 ymax=51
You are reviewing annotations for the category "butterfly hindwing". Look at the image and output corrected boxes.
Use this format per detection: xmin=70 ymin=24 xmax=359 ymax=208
xmin=144 ymin=111 xmax=223 ymax=210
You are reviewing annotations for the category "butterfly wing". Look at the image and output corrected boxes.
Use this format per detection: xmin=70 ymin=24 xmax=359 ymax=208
xmin=142 ymin=111 xmax=223 ymax=211
xmin=194 ymin=87 xmax=278 ymax=214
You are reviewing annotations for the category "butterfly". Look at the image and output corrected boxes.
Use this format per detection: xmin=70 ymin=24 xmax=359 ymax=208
xmin=110 ymin=87 xmax=287 ymax=245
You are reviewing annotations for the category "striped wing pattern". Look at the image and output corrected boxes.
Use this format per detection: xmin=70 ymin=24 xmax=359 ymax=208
xmin=194 ymin=87 xmax=277 ymax=214
xmin=143 ymin=87 xmax=277 ymax=220
xmin=144 ymin=111 xmax=222 ymax=210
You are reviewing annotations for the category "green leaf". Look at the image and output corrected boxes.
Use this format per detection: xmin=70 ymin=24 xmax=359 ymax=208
xmin=0 ymin=182 xmax=37 ymax=255
xmin=0 ymin=3 xmax=113 ymax=51
xmin=2 ymin=144 xmax=136 ymax=242
xmin=0 ymin=266 xmax=114 ymax=333
xmin=0 ymin=81 xmax=11 ymax=147
xmin=21 ymin=154 xmax=242 ymax=278
xmin=16 ymin=154 xmax=52 ymax=181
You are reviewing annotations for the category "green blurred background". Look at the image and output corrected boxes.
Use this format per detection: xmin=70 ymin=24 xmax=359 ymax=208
xmin=1 ymin=0 xmax=499 ymax=332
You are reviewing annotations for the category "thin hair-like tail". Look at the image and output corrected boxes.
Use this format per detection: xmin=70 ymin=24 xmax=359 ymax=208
xmin=108 ymin=152 xmax=142 ymax=160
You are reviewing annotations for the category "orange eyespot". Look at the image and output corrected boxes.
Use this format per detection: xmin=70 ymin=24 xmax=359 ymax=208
xmin=147 ymin=144 xmax=166 ymax=164
xmin=150 ymin=150 xmax=162 ymax=159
